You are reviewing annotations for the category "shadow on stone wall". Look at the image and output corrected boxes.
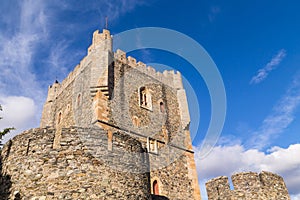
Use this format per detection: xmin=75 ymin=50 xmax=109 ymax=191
xmin=0 ymin=151 xmax=13 ymax=200
xmin=152 ymin=194 xmax=170 ymax=200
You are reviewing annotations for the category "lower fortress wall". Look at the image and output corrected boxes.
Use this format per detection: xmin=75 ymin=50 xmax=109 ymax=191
xmin=0 ymin=126 xmax=151 ymax=200
xmin=205 ymin=171 xmax=290 ymax=200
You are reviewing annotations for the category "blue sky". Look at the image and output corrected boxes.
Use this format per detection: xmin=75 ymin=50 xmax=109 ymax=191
xmin=0 ymin=0 xmax=300 ymax=199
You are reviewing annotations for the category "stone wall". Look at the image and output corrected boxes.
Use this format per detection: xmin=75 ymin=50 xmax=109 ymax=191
xmin=111 ymin=60 xmax=182 ymax=143
xmin=0 ymin=126 xmax=151 ymax=200
xmin=205 ymin=171 xmax=290 ymax=200
xmin=108 ymin=59 xmax=200 ymax=199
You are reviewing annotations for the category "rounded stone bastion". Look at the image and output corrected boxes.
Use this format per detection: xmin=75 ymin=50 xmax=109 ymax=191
xmin=0 ymin=126 xmax=151 ymax=200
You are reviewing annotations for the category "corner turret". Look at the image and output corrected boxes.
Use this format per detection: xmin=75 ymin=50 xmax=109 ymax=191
xmin=88 ymin=29 xmax=112 ymax=54
xmin=87 ymin=29 xmax=113 ymax=93
xmin=40 ymin=80 xmax=61 ymax=128
xmin=46 ymin=80 xmax=61 ymax=102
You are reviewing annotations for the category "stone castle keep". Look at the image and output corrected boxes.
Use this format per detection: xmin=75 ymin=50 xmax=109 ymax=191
xmin=0 ymin=29 xmax=201 ymax=200
xmin=0 ymin=29 xmax=291 ymax=200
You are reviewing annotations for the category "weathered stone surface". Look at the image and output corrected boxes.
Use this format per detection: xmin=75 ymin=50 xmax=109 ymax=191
xmin=0 ymin=127 xmax=151 ymax=199
xmin=205 ymin=171 xmax=290 ymax=200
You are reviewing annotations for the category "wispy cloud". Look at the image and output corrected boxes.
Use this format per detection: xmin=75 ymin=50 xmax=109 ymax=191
xmin=54 ymin=0 xmax=147 ymax=28
xmin=0 ymin=0 xmax=50 ymax=141
xmin=0 ymin=0 xmax=48 ymax=99
xmin=248 ymin=73 xmax=300 ymax=149
xmin=250 ymin=49 xmax=287 ymax=84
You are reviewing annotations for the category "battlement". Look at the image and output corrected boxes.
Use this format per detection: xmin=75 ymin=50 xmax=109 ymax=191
xmin=45 ymin=30 xmax=184 ymax=104
xmin=114 ymin=49 xmax=183 ymax=89
xmin=88 ymin=29 xmax=112 ymax=54
xmin=205 ymin=171 xmax=290 ymax=200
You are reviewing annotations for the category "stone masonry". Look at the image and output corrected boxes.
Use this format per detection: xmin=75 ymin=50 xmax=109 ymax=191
xmin=0 ymin=127 xmax=150 ymax=199
xmin=205 ymin=171 xmax=290 ymax=200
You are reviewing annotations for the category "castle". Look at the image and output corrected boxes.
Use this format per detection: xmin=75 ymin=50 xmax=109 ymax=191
xmin=0 ymin=29 xmax=201 ymax=200
xmin=0 ymin=29 xmax=291 ymax=200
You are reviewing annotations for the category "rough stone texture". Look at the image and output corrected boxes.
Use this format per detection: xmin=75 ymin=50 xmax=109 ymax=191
xmin=205 ymin=171 xmax=290 ymax=200
xmin=0 ymin=127 xmax=151 ymax=200
xmin=3 ymin=29 xmax=201 ymax=199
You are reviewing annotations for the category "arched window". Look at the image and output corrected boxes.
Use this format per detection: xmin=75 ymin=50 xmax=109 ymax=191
xmin=77 ymin=94 xmax=81 ymax=106
xmin=153 ymin=180 xmax=159 ymax=195
xmin=139 ymin=87 xmax=152 ymax=110
xmin=159 ymin=101 xmax=165 ymax=113
xmin=132 ymin=116 xmax=140 ymax=127
xmin=58 ymin=112 xmax=62 ymax=124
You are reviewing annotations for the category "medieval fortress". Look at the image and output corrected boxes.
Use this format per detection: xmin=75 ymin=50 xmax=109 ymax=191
xmin=0 ymin=29 xmax=290 ymax=200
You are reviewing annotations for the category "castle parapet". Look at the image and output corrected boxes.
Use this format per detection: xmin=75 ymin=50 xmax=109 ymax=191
xmin=114 ymin=49 xmax=184 ymax=90
xmin=205 ymin=176 xmax=231 ymax=199
xmin=88 ymin=29 xmax=112 ymax=54
xmin=205 ymin=171 xmax=290 ymax=200
xmin=231 ymin=172 xmax=262 ymax=191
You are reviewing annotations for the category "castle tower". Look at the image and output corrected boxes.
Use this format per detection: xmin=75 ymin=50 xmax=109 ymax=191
xmin=40 ymin=80 xmax=61 ymax=127
xmin=22 ymin=29 xmax=201 ymax=199
xmin=87 ymin=29 xmax=113 ymax=91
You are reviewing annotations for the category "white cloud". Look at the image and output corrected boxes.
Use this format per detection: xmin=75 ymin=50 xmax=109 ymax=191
xmin=291 ymin=194 xmax=300 ymax=200
xmin=0 ymin=0 xmax=48 ymax=101
xmin=250 ymin=49 xmax=286 ymax=84
xmin=248 ymin=74 xmax=300 ymax=149
xmin=195 ymin=143 xmax=300 ymax=198
xmin=0 ymin=96 xmax=37 ymax=143
xmin=0 ymin=1 xmax=51 ymax=144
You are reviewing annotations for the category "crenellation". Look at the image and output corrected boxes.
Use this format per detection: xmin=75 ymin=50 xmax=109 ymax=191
xmin=205 ymin=176 xmax=231 ymax=200
xmin=137 ymin=61 xmax=146 ymax=68
xmin=113 ymin=51 xmax=186 ymax=90
xmin=259 ymin=171 xmax=290 ymax=198
xmin=231 ymin=172 xmax=262 ymax=191
xmin=147 ymin=66 xmax=156 ymax=73
xmin=114 ymin=49 xmax=127 ymax=63
xmin=89 ymin=29 xmax=113 ymax=54
xmin=206 ymin=171 xmax=291 ymax=200
xmin=173 ymin=71 xmax=183 ymax=89
xmin=127 ymin=56 xmax=137 ymax=67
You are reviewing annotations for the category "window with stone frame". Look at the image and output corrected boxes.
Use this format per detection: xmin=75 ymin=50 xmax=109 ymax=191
xmin=139 ymin=87 xmax=152 ymax=110
xmin=147 ymin=137 xmax=158 ymax=154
